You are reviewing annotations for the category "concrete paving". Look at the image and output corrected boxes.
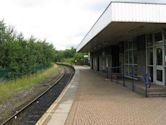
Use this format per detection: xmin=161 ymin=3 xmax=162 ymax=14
xmin=45 ymin=68 xmax=80 ymax=125
xmin=65 ymin=66 xmax=166 ymax=125
xmin=43 ymin=66 xmax=166 ymax=125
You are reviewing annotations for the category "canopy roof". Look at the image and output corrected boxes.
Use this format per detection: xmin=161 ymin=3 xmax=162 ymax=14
xmin=77 ymin=0 xmax=166 ymax=52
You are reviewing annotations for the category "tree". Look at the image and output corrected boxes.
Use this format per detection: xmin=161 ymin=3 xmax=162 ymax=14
xmin=0 ymin=20 xmax=57 ymax=78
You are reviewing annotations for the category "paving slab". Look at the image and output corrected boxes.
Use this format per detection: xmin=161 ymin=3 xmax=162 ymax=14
xmin=65 ymin=66 xmax=166 ymax=125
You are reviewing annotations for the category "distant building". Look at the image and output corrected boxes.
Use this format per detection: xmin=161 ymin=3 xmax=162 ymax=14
xmin=77 ymin=0 xmax=166 ymax=86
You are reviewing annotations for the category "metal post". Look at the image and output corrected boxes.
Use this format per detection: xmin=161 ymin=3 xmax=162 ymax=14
xmin=106 ymin=67 xmax=109 ymax=79
xmin=123 ymin=65 xmax=125 ymax=87
xmin=131 ymin=40 xmax=135 ymax=92
xmin=132 ymin=65 xmax=135 ymax=91
xmin=116 ymin=67 xmax=118 ymax=84
xmin=110 ymin=67 xmax=112 ymax=81
xmin=123 ymin=42 xmax=125 ymax=87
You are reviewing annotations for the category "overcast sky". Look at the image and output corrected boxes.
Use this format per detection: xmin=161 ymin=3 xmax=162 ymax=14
xmin=0 ymin=0 xmax=110 ymax=50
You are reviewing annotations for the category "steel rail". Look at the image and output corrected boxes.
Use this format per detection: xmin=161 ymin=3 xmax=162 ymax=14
xmin=1 ymin=64 xmax=75 ymax=125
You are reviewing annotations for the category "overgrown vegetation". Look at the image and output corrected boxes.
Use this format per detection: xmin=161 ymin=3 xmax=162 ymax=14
xmin=55 ymin=47 xmax=85 ymax=64
xmin=0 ymin=20 xmax=86 ymax=80
xmin=0 ymin=20 xmax=87 ymax=113
xmin=0 ymin=20 xmax=56 ymax=79
xmin=0 ymin=65 xmax=59 ymax=104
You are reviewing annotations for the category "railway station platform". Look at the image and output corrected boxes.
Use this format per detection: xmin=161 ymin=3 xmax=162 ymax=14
xmin=38 ymin=66 xmax=166 ymax=125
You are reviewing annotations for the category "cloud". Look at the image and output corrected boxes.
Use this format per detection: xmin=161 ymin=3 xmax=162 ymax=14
xmin=85 ymin=0 xmax=110 ymax=12
xmin=12 ymin=0 xmax=46 ymax=8
xmin=0 ymin=0 xmax=111 ymax=50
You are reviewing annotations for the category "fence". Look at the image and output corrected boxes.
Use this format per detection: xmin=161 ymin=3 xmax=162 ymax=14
xmin=0 ymin=64 xmax=49 ymax=81
xmin=0 ymin=68 xmax=10 ymax=80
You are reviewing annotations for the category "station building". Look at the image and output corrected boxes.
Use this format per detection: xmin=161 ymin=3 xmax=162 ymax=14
xmin=77 ymin=0 xmax=166 ymax=86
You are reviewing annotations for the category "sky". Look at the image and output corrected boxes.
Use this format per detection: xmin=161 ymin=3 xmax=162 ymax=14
xmin=0 ymin=0 xmax=110 ymax=50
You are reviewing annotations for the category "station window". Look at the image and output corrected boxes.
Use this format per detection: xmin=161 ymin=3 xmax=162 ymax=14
xmin=147 ymin=34 xmax=153 ymax=46
xmin=124 ymin=41 xmax=137 ymax=76
xmin=133 ymin=51 xmax=137 ymax=64
xmin=125 ymin=51 xmax=128 ymax=63
xmin=164 ymin=30 xmax=166 ymax=44
xmin=157 ymin=70 xmax=163 ymax=82
xmin=129 ymin=51 xmax=132 ymax=63
xmin=156 ymin=48 xmax=163 ymax=65
xmin=155 ymin=32 xmax=162 ymax=42
xmin=165 ymin=45 xmax=166 ymax=66
xmin=147 ymin=48 xmax=153 ymax=65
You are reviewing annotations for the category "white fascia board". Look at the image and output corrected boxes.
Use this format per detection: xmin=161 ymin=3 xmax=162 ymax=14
xmin=112 ymin=2 xmax=166 ymax=23
xmin=77 ymin=1 xmax=166 ymax=52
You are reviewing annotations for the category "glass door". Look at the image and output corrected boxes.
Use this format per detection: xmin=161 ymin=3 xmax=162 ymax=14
xmin=146 ymin=32 xmax=165 ymax=85
xmin=154 ymin=46 xmax=164 ymax=85
xmin=147 ymin=48 xmax=153 ymax=82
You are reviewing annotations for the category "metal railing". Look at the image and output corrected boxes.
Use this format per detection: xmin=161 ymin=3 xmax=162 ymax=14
xmin=104 ymin=65 xmax=151 ymax=97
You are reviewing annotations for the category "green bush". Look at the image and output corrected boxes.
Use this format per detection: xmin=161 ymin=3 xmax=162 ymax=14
xmin=0 ymin=20 xmax=57 ymax=78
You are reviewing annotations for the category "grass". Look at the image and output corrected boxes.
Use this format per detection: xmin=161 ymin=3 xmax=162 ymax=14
xmin=0 ymin=64 xmax=59 ymax=104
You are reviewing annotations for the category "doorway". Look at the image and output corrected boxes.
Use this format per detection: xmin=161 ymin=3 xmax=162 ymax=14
xmin=146 ymin=32 xmax=165 ymax=86
xmin=154 ymin=46 xmax=164 ymax=85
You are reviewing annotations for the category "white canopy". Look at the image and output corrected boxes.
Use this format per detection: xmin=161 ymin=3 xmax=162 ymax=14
xmin=77 ymin=0 xmax=166 ymax=52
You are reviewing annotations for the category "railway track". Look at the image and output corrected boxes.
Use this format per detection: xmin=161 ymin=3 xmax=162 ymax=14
xmin=1 ymin=64 xmax=75 ymax=125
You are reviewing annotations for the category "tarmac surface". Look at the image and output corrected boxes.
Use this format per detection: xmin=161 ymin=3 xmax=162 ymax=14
xmin=44 ymin=66 xmax=166 ymax=125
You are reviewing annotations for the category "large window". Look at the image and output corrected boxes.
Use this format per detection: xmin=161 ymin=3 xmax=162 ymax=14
xmin=156 ymin=48 xmax=163 ymax=65
xmin=157 ymin=70 xmax=163 ymax=82
xmin=124 ymin=41 xmax=137 ymax=76
xmin=147 ymin=48 xmax=153 ymax=65
xmin=155 ymin=32 xmax=163 ymax=42
xmin=147 ymin=34 xmax=153 ymax=46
